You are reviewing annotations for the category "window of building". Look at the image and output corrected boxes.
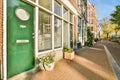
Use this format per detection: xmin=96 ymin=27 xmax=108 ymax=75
xmin=25 ymin=0 xmax=74 ymax=52
xmin=63 ymin=7 xmax=68 ymax=21
xmin=54 ymin=17 xmax=62 ymax=48
xmin=70 ymin=24 xmax=73 ymax=48
xmin=78 ymin=17 xmax=81 ymax=42
xmin=39 ymin=0 xmax=52 ymax=11
xmin=63 ymin=21 xmax=69 ymax=46
xmin=70 ymin=13 xmax=73 ymax=23
xmin=54 ymin=1 xmax=61 ymax=16
xmin=38 ymin=11 xmax=52 ymax=51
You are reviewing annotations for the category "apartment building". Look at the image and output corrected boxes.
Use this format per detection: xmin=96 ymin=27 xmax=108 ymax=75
xmin=2 ymin=0 xmax=88 ymax=79
xmin=2 ymin=0 xmax=79 ymax=79
xmin=87 ymin=1 xmax=98 ymax=38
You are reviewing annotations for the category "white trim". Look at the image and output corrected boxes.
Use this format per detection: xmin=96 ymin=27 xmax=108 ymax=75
xmin=38 ymin=50 xmax=54 ymax=55
xmin=68 ymin=10 xmax=70 ymax=47
xmin=3 ymin=0 xmax=7 ymax=80
xmin=8 ymin=68 xmax=35 ymax=80
xmin=61 ymin=5 xmax=63 ymax=48
xmin=34 ymin=0 xmax=39 ymax=58
xmin=61 ymin=0 xmax=78 ymax=15
xmin=54 ymin=48 xmax=62 ymax=51
xmin=52 ymin=0 xmax=54 ymax=50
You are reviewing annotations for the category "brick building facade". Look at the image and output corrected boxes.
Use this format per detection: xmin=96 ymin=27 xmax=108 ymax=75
xmin=87 ymin=1 xmax=98 ymax=38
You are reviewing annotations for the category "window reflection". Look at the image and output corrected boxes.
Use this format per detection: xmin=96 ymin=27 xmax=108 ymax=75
xmin=63 ymin=21 xmax=68 ymax=46
xmin=39 ymin=0 xmax=52 ymax=11
xmin=63 ymin=7 xmax=68 ymax=21
xmin=54 ymin=1 xmax=61 ymax=16
xmin=38 ymin=11 xmax=52 ymax=51
xmin=54 ymin=17 xmax=62 ymax=48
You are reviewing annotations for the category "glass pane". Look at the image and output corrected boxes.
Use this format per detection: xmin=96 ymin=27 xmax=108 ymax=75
xmin=54 ymin=17 xmax=62 ymax=48
xmin=39 ymin=0 xmax=52 ymax=11
xmin=38 ymin=11 xmax=52 ymax=51
xmin=54 ymin=1 xmax=61 ymax=16
xmin=63 ymin=22 xmax=68 ymax=46
xmin=31 ymin=0 xmax=35 ymax=2
xmin=70 ymin=13 xmax=73 ymax=23
xmin=70 ymin=24 xmax=73 ymax=48
xmin=78 ymin=17 xmax=82 ymax=42
xmin=63 ymin=7 xmax=68 ymax=21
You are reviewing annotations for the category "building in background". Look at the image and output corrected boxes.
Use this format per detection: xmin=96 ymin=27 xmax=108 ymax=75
xmin=69 ymin=0 xmax=87 ymax=48
xmin=87 ymin=1 xmax=98 ymax=38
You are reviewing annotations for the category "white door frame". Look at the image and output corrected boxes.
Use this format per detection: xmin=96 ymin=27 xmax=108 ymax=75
xmin=3 ymin=0 xmax=7 ymax=80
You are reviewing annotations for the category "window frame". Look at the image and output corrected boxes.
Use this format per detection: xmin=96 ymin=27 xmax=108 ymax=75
xmin=23 ymin=0 xmax=74 ymax=55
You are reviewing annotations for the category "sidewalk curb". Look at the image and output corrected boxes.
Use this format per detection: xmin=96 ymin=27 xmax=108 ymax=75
xmin=104 ymin=45 xmax=120 ymax=80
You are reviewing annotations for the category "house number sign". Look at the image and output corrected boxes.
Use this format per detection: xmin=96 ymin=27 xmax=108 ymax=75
xmin=15 ymin=8 xmax=30 ymax=21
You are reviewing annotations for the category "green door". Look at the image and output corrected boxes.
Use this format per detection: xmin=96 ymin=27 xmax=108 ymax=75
xmin=7 ymin=0 xmax=35 ymax=78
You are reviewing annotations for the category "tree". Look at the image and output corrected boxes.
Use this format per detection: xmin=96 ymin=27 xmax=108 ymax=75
xmin=86 ymin=28 xmax=93 ymax=46
xmin=100 ymin=19 xmax=115 ymax=39
xmin=110 ymin=5 xmax=120 ymax=36
xmin=114 ymin=26 xmax=120 ymax=36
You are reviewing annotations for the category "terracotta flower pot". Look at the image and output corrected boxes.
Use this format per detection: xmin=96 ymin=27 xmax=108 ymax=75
xmin=64 ymin=51 xmax=74 ymax=60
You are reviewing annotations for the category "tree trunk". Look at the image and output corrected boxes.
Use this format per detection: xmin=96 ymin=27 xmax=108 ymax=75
xmin=115 ymin=31 xmax=118 ymax=36
xmin=107 ymin=33 xmax=109 ymax=39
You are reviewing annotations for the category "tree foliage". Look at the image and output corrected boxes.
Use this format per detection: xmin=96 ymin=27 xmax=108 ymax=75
xmin=100 ymin=20 xmax=116 ymax=38
xmin=110 ymin=5 xmax=120 ymax=35
xmin=86 ymin=28 xmax=93 ymax=46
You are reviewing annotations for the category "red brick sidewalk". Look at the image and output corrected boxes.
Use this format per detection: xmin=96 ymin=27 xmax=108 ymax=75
xmin=29 ymin=44 xmax=116 ymax=80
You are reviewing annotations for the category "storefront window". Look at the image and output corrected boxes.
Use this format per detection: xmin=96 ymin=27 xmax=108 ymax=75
xmin=38 ymin=11 xmax=52 ymax=51
xmin=63 ymin=7 xmax=68 ymax=21
xmin=54 ymin=0 xmax=61 ymax=16
xmin=39 ymin=0 xmax=52 ymax=11
xmin=54 ymin=17 xmax=62 ymax=48
xmin=70 ymin=24 xmax=73 ymax=48
xmin=63 ymin=21 xmax=68 ymax=46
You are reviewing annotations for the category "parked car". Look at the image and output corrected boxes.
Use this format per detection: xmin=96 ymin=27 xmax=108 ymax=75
xmin=112 ymin=36 xmax=120 ymax=44
xmin=116 ymin=36 xmax=120 ymax=44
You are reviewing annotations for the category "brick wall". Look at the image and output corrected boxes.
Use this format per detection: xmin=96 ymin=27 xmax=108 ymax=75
xmin=87 ymin=2 xmax=98 ymax=37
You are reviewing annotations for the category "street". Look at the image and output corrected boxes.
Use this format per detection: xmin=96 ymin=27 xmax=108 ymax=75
xmin=102 ymin=40 xmax=120 ymax=79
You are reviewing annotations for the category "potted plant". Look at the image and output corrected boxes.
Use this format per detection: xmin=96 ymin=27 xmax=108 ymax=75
xmin=38 ymin=53 xmax=55 ymax=71
xmin=63 ymin=46 xmax=74 ymax=60
xmin=43 ymin=54 xmax=55 ymax=71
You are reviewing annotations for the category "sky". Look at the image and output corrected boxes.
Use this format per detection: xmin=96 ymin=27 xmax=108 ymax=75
xmin=88 ymin=0 xmax=120 ymax=21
